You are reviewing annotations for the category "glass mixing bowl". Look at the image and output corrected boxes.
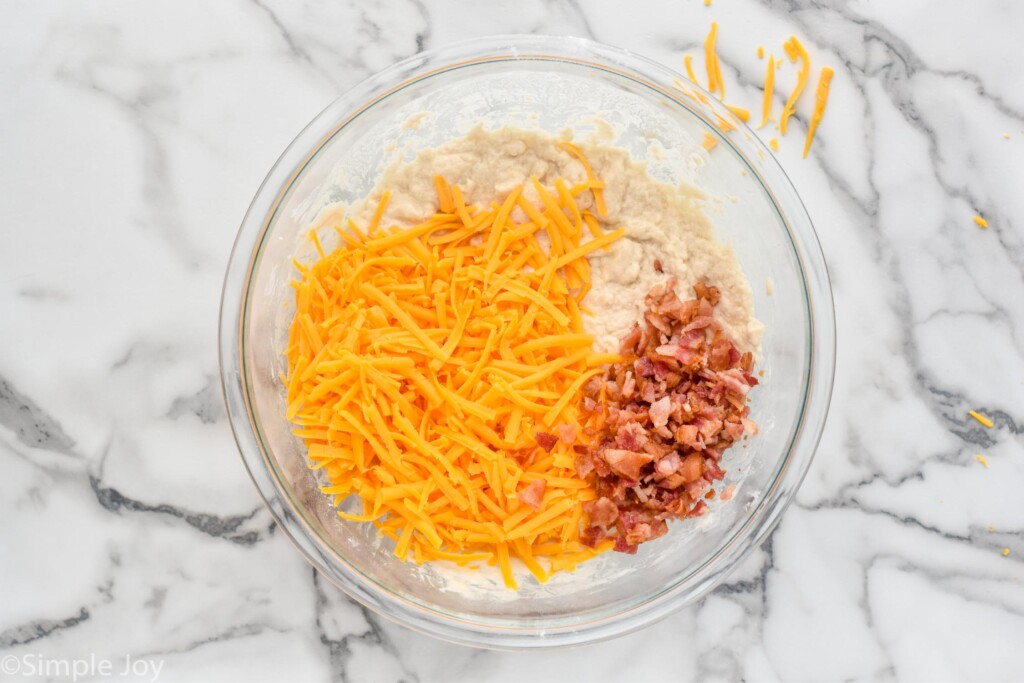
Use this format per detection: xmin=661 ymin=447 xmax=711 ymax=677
xmin=219 ymin=35 xmax=835 ymax=649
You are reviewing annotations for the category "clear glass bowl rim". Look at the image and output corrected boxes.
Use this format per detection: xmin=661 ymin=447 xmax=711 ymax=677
xmin=219 ymin=34 xmax=836 ymax=650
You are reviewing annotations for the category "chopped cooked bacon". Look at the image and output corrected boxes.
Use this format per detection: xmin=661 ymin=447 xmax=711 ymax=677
xmin=708 ymin=338 xmax=734 ymax=371
xmin=534 ymin=431 xmax=558 ymax=451
xmin=584 ymin=496 xmax=619 ymax=527
xmin=693 ymin=279 xmax=721 ymax=306
xmin=557 ymin=424 xmax=577 ymax=444
xmin=704 ymin=458 xmax=725 ymax=481
xmin=578 ymin=277 xmax=758 ymax=552
xmin=680 ymin=452 xmax=704 ymax=482
xmin=601 ymin=449 xmax=654 ymax=480
xmin=675 ymin=424 xmax=701 ymax=450
xmin=655 ymin=452 xmax=683 ymax=476
xmin=621 ymin=371 xmax=636 ymax=399
xmin=574 ymin=452 xmax=595 ymax=479
xmin=741 ymin=417 xmax=759 ymax=435
xmin=517 ymin=478 xmax=546 ymax=510
xmin=653 ymin=258 xmax=664 ymax=273
xmin=616 ymin=422 xmax=646 ymax=451
xmin=649 ymin=395 xmax=672 ymax=428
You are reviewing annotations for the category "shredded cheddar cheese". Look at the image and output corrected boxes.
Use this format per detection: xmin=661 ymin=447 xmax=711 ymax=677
xmin=759 ymin=54 xmax=776 ymax=129
xmin=803 ymin=67 xmax=834 ymax=157
xmin=1004 ymin=548 xmax=1011 ymax=557
xmin=726 ymin=104 xmax=751 ymax=122
xmin=969 ymin=410 xmax=994 ymax=428
xmin=769 ymin=137 xmax=779 ymax=152
xmin=702 ymin=131 xmax=718 ymax=150
xmin=286 ymin=160 xmax=621 ymax=588
xmin=975 ymin=454 xmax=990 ymax=468
xmin=676 ymin=24 xmax=834 ymax=159
xmin=973 ymin=215 xmax=989 ymax=229
xmin=780 ymin=36 xmax=810 ymax=135
xmin=704 ymin=22 xmax=724 ymax=99
xmin=684 ymin=54 xmax=698 ymax=84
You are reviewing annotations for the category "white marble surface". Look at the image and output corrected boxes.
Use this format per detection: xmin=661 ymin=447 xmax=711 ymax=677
xmin=2 ymin=1 xmax=1023 ymax=681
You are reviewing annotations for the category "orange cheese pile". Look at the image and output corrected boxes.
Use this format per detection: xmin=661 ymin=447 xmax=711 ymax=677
xmin=285 ymin=158 xmax=623 ymax=589
xmin=678 ymin=24 xmax=835 ymax=157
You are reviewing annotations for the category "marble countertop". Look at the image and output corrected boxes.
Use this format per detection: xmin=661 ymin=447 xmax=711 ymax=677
xmin=2 ymin=1 xmax=1022 ymax=681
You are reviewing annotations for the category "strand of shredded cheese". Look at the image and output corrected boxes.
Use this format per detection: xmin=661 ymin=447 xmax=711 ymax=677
xmin=802 ymin=66 xmax=834 ymax=157
xmin=286 ymin=158 xmax=621 ymax=589
xmin=780 ymin=35 xmax=810 ymax=135
xmin=759 ymin=54 xmax=775 ymax=129
xmin=704 ymin=22 xmax=724 ymax=99
xmin=969 ymin=410 xmax=994 ymax=428
xmin=674 ymin=25 xmax=835 ymax=158
xmin=684 ymin=54 xmax=698 ymax=84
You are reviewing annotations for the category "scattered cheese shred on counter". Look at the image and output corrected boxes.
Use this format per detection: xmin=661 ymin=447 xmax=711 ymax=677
xmin=973 ymin=215 xmax=989 ymax=228
xmin=1004 ymin=548 xmax=1011 ymax=557
xmin=975 ymin=454 xmax=990 ymax=468
xmin=803 ymin=66 xmax=834 ymax=157
xmin=684 ymin=54 xmax=698 ymax=84
xmin=759 ymin=54 xmax=776 ymax=129
xmin=780 ymin=35 xmax=810 ymax=135
xmin=285 ymin=160 xmax=622 ymax=589
xmin=676 ymin=24 xmax=834 ymax=158
xmin=969 ymin=410 xmax=994 ymax=428
xmin=769 ymin=137 xmax=779 ymax=152
xmin=704 ymin=22 xmax=724 ymax=98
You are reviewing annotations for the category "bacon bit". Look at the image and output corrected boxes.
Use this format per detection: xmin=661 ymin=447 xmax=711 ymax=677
xmin=678 ymin=452 xmax=703 ymax=482
xmin=603 ymin=449 xmax=654 ymax=480
xmin=534 ymin=431 xmax=559 ymax=451
xmin=556 ymin=424 xmax=577 ymax=444
xmin=584 ymin=497 xmax=619 ymax=528
xmin=649 ymin=396 xmax=672 ymax=428
xmin=692 ymin=279 xmax=721 ymax=306
xmin=969 ymin=410 xmax=994 ymax=428
xmin=721 ymin=484 xmax=736 ymax=501
xmin=975 ymin=454 xmax=990 ymax=468
xmin=653 ymin=259 xmax=664 ymax=274
xmin=578 ymin=278 xmax=758 ymax=552
xmin=517 ymin=478 xmax=546 ymax=511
